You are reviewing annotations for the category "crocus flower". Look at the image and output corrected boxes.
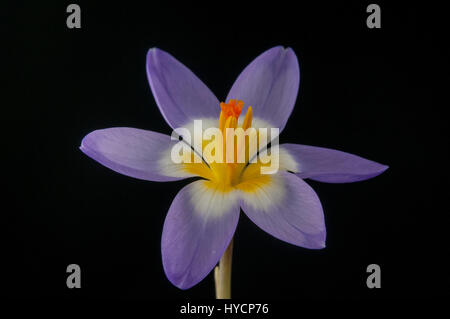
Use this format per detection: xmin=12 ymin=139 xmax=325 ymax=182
xmin=80 ymin=46 xmax=388 ymax=291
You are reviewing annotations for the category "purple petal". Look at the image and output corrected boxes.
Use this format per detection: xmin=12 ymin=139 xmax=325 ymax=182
xmin=282 ymin=144 xmax=389 ymax=183
xmin=226 ymin=46 xmax=300 ymax=132
xmin=239 ymin=172 xmax=326 ymax=249
xmin=146 ymin=48 xmax=220 ymax=129
xmin=162 ymin=180 xmax=240 ymax=289
xmin=80 ymin=127 xmax=193 ymax=182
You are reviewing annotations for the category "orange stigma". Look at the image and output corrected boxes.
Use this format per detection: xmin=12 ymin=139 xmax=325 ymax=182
xmin=219 ymin=99 xmax=252 ymax=132
xmin=220 ymin=99 xmax=244 ymax=119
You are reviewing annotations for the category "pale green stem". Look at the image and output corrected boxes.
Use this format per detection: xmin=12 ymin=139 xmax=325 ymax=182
xmin=214 ymin=238 xmax=233 ymax=299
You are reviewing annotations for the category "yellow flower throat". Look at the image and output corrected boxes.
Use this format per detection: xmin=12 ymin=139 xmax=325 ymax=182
xmin=183 ymin=99 xmax=271 ymax=193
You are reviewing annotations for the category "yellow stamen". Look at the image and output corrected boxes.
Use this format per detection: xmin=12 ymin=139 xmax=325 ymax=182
xmin=219 ymin=111 xmax=226 ymax=131
xmin=224 ymin=116 xmax=233 ymax=130
xmin=242 ymin=106 xmax=253 ymax=130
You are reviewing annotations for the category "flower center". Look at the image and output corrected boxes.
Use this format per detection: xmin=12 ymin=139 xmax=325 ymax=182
xmin=205 ymin=99 xmax=254 ymax=189
xmin=182 ymin=99 xmax=272 ymax=194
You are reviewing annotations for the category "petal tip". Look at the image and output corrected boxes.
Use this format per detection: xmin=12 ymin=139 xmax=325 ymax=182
xmin=372 ymin=163 xmax=389 ymax=178
xmin=146 ymin=47 xmax=158 ymax=65
xmin=162 ymin=263 xmax=201 ymax=291
xmin=168 ymin=277 xmax=194 ymax=290
xmin=79 ymin=143 xmax=91 ymax=158
xmin=309 ymin=233 xmax=326 ymax=250
xmin=79 ymin=129 xmax=103 ymax=152
xmin=147 ymin=46 xmax=160 ymax=54
xmin=79 ymin=133 xmax=92 ymax=154
xmin=146 ymin=47 xmax=166 ymax=69
xmin=267 ymin=45 xmax=295 ymax=56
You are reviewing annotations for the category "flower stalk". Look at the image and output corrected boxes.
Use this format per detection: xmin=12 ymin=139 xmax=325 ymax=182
xmin=214 ymin=238 xmax=234 ymax=299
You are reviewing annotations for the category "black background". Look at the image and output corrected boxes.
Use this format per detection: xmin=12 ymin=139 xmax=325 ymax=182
xmin=4 ymin=0 xmax=448 ymax=303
